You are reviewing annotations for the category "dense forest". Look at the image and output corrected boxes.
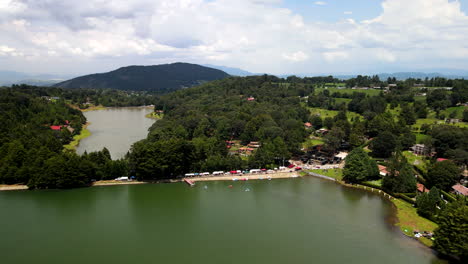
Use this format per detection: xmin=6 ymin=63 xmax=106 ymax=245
xmin=129 ymin=75 xmax=312 ymax=179
xmin=54 ymin=62 xmax=230 ymax=93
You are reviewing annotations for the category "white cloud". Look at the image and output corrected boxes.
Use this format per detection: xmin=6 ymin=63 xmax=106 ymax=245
xmin=322 ymin=51 xmax=349 ymax=62
xmin=314 ymin=1 xmax=326 ymax=5
xmin=283 ymin=51 xmax=309 ymax=62
xmin=0 ymin=45 xmax=23 ymax=57
xmin=0 ymin=0 xmax=467 ymax=74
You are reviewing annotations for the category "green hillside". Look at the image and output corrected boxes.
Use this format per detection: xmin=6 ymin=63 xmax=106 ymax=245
xmin=54 ymin=62 xmax=230 ymax=93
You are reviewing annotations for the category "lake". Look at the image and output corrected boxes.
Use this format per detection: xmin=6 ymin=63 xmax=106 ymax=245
xmin=0 ymin=177 xmax=444 ymax=264
xmin=76 ymin=107 xmax=155 ymax=159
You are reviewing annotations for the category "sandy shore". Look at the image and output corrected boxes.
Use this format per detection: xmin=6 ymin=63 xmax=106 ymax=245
xmin=188 ymin=171 xmax=300 ymax=182
xmin=0 ymin=172 xmax=300 ymax=191
xmin=92 ymin=180 xmax=148 ymax=186
xmin=0 ymin=185 xmax=28 ymax=191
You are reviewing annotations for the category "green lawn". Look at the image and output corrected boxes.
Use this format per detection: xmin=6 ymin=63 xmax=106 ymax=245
xmin=363 ymin=179 xmax=382 ymax=187
xmin=64 ymin=125 xmax=91 ymax=151
xmin=145 ymin=112 xmax=163 ymax=119
xmin=441 ymin=106 xmax=466 ymax=119
xmin=307 ymin=107 xmax=362 ymax=122
xmin=415 ymin=133 xmax=430 ymax=144
xmin=413 ymin=117 xmax=468 ymax=131
xmin=316 ymin=87 xmax=382 ymax=96
xmin=334 ymin=98 xmax=352 ymax=105
xmin=303 ymin=138 xmax=325 ymax=149
xmin=309 ymin=168 xmax=343 ymax=181
xmin=391 ymin=199 xmax=438 ymax=247
xmin=414 ymin=96 xmax=426 ymax=102
xmin=403 ymin=151 xmax=428 ymax=173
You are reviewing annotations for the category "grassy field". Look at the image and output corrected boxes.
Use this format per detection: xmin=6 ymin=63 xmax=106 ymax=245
xmin=363 ymin=179 xmax=382 ymax=187
xmin=391 ymin=199 xmax=438 ymax=247
xmin=413 ymin=117 xmax=468 ymax=131
xmin=145 ymin=112 xmax=163 ymax=119
xmin=334 ymin=98 xmax=352 ymax=106
xmin=80 ymin=105 xmax=106 ymax=112
xmin=415 ymin=133 xmax=430 ymax=144
xmin=403 ymin=151 xmax=429 ymax=173
xmin=303 ymin=138 xmax=325 ymax=149
xmin=64 ymin=124 xmax=91 ymax=151
xmin=441 ymin=106 xmax=466 ymax=119
xmin=307 ymin=107 xmax=362 ymax=121
xmin=315 ymin=87 xmax=383 ymax=96
xmin=309 ymin=168 xmax=343 ymax=181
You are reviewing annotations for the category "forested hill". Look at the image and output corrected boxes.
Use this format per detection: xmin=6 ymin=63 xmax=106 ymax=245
xmin=54 ymin=62 xmax=230 ymax=93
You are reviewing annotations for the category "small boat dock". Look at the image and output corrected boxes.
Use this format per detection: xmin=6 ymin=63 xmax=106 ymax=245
xmin=184 ymin=179 xmax=195 ymax=186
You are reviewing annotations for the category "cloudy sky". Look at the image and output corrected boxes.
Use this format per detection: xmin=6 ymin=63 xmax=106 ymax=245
xmin=1 ymin=0 xmax=468 ymax=75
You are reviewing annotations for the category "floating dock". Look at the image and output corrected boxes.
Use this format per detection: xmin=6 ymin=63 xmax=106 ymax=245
xmin=184 ymin=179 xmax=195 ymax=186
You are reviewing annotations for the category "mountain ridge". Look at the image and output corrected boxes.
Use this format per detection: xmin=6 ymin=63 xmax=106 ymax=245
xmin=53 ymin=63 xmax=230 ymax=92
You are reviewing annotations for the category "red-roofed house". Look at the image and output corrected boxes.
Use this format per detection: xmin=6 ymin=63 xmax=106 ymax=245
xmin=304 ymin=122 xmax=312 ymax=128
xmin=378 ymin=165 xmax=389 ymax=176
xmin=50 ymin=125 xmax=62 ymax=131
xmin=417 ymin=183 xmax=429 ymax=193
xmin=452 ymin=184 xmax=468 ymax=196
xmin=436 ymin=158 xmax=448 ymax=162
xmin=247 ymin=96 xmax=255 ymax=101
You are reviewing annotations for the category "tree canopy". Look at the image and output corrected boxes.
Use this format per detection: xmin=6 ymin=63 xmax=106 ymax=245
xmin=343 ymin=147 xmax=379 ymax=183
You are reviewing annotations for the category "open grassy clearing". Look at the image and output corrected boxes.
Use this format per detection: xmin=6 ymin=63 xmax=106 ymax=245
xmin=391 ymin=199 xmax=438 ymax=247
xmin=309 ymin=168 xmax=343 ymax=181
xmin=415 ymin=133 xmax=430 ymax=144
xmin=334 ymin=98 xmax=352 ymax=105
xmin=315 ymin=87 xmax=383 ymax=96
xmin=307 ymin=107 xmax=362 ymax=121
xmin=440 ymin=106 xmax=466 ymax=119
xmin=145 ymin=112 xmax=164 ymax=119
xmin=63 ymin=124 xmax=91 ymax=151
xmin=363 ymin=179 xmax=382 ymax=187
xmin=403 ymin=151 xmax=429 ymax=173
xmin=303 ymin=138 xmax=325 ymax=149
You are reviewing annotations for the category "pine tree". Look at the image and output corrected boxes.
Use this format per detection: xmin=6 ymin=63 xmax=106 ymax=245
xmin=382 ymin=151 xmax=417 ymax=193
xmin=343 ymin=147 xmax=378 ymax=183
xmin=433 ymin=199 xmax=468 ymax=261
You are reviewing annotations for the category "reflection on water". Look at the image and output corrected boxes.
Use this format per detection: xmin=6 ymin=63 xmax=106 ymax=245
xmin=77 ymin=107 xmax=155 ymax=159
xmin=0 ymin=172 xmax=447 ymax=264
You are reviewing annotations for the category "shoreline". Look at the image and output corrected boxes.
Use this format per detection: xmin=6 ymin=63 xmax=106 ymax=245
xmin=0 ymin=171 xmax=300 ymax=191
xmin=303 ymin=171 xmax=438 ymax=250
xmin=188 ymin=171 xmax=299 ymax=182
xmin=63 ymin=122 xmax=91 ymax=151
xmin=81 ymin=105 xmax=154 ymax=112
xmin=0 ymin=185 xmax=28 ymax=191
xmin=145 ymin=112 xmax=163 ymax=119
xmin=0 ymin=169 xmax=439 ymax=257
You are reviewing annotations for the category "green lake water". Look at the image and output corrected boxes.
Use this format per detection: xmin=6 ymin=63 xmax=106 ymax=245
xmin=76 ymin=107 xmax=155 ymax=159
xmin=0 ymin=177 xmax=444 ymax=264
